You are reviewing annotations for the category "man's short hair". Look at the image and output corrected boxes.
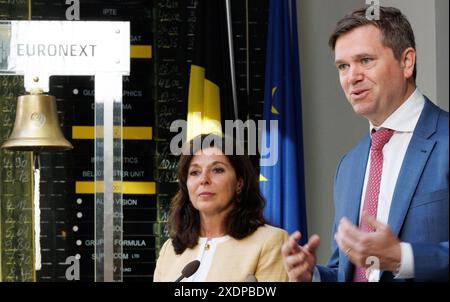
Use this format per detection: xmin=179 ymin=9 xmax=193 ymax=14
xmin=329 ymin=6 xmax=417 ymax=82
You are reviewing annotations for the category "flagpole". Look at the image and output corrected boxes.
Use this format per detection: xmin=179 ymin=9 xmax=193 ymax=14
xmin=225 ymin=0 xmax=239 ymax=120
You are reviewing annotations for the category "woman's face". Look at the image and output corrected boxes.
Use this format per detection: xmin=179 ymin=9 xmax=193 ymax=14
xmin=186 ymin=148 xmax=243 ymax=216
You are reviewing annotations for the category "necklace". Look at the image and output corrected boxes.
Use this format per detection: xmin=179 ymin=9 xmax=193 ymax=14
xmin=205 ymin=239 xmax=211 ymax=250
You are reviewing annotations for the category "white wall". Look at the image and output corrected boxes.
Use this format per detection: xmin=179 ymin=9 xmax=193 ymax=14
xmin=296 ymin=0 xmax=449 ymax=265
xmin=383 ymin=0 xmax=438 ymax=101
xmin=297 ymin=0 xmax=365 ymax=265
xmin=436 ymin=0 xmax=449 ymax=111
xmin=383 ymin=0 xmax=449 ymax=110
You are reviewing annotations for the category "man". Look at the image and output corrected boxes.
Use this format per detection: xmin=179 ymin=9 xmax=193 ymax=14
xmin=282 ymin=6 xmax=448 ymax=282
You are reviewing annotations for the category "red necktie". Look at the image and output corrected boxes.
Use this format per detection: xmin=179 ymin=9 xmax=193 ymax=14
xmin=353 ymin=128 xmax=394 ymax=282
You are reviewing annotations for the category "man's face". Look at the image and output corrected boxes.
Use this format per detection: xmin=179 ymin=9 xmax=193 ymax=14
xmin=334 ymin=25 xmax=412 ymax=125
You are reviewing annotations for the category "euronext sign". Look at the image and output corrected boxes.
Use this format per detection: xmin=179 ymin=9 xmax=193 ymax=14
xmin=0 ymin=21 xmax=129 ymax=75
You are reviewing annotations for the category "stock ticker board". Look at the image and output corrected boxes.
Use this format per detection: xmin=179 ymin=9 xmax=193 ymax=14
xmin=0 ymin=0 xmax=268 ymax=282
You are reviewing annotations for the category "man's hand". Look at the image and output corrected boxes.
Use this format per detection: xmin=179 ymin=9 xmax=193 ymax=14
xmin=281 ymin=231 xmax=320 ymax=282
xmin=335 ymin=212 xmax=401 ymax=272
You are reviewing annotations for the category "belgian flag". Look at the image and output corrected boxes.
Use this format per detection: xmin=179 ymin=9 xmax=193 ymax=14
xmin=187 ymin=0 xmax=234 ymax=141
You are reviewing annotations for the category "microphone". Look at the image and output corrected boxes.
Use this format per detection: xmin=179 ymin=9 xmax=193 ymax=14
xmin=174 ymin=260 xmax=201 ymax=282
xmin=244 ymin=274 xmax=258 ymax=282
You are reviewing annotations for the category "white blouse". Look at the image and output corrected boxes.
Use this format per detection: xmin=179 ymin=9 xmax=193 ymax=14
xmin=187 ymin=236 xmax=230 ymax=282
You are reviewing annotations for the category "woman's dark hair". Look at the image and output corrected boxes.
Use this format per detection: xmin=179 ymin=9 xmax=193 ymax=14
xmin=168 ymin=134 xmax=266 ymax=254
xmin=329 ymin=6 xmax=417 ymax=82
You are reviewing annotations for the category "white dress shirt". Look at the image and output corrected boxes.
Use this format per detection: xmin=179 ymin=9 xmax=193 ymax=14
xmin=313 ymin=89 xmax=425 ymax=282
xmin=187 ymin=236 xmax=230 ymax=282
xmin=362 ymin=88 xmax=424 ymax=281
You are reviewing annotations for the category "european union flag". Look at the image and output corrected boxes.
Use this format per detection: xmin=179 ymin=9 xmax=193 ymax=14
xmin=260 ymin=0 xmax=307 ymax=243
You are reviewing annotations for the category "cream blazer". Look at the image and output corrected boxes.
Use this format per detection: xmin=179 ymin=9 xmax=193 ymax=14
xmin=153 ymin=225 xmax=289 ymax=282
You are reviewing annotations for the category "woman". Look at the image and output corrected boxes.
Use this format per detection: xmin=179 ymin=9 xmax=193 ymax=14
xmin=153 ymin=134 xmax=288 ymax=282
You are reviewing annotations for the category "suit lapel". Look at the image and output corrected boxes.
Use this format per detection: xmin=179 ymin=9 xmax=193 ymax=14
xmin=342 ymin=136 xmax=371 ymax=281
xmin=388 ymin=137 xmax=435 ymax=235
xmin=347 ymin=137 xmax=371 ymax=225
xmin=388 ymin=99 xmax=438 ymax=236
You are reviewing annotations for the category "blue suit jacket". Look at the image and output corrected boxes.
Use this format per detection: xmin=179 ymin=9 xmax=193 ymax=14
xmin=317 ymin=98 xmax=449 ymax=282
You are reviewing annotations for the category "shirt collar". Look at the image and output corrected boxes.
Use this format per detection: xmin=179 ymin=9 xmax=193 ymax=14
xmin=198 ymin=235 xmax=230 ymax=244
xmin=370 ymin=88 xmax=425 ymax=134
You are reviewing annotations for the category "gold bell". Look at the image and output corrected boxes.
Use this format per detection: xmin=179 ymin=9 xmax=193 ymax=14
xmin=1 ymin=90 xmax=73 ymax=151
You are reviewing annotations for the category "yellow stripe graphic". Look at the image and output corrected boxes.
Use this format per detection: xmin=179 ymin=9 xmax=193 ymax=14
xmin=76 ymin=181 xmax=155 ymax=195
xmin=123 ymin=127 xmax=153 ymax=140
xmin=72 ymin=126 xmax=152 ymax=140
xmin=131 ymin=45 xmax=152 ymax=59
